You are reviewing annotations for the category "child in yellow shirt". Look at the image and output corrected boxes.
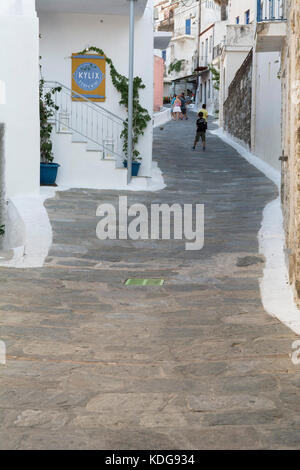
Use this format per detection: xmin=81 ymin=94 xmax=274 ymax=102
xmin=198 ymin=103 xmax=208 ymax=121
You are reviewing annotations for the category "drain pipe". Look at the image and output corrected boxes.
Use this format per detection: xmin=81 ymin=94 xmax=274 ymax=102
xmin=127 ymin=0 xmax=137 ymax=185
xmin=0 ymin=124 xmax=5 ymax=249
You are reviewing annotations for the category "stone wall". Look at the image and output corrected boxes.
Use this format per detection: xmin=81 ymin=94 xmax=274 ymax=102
xmin=223 ymin=50 xmax=253 ymax=148
xmin=281 ymin=0 xmax=300 ymax=305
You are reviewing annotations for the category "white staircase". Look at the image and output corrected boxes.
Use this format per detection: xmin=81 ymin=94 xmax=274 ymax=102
xmin=45 ymin=81 xmax=148 ymax=190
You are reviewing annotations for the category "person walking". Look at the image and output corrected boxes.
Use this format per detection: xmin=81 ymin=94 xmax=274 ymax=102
xmin=170 ymin=94 xmax=176 ymax=120
xmin=173 ymin=96 xmax=182 ymax=121
xmin=192 ymin=112 xmax=207 ymax=151
xmin=199 ymin=103 xmax=208 ymax=122
xmin=180 ymin=93 xmax=188 ymax=120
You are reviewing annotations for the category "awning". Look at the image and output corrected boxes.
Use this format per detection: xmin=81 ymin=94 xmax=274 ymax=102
xmin=154 ymin=32 xmax=172 ymax=50
xmin=172 ymin=74 xmax=198 ymax=84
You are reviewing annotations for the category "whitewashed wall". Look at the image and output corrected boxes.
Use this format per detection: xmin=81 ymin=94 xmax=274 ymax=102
xmin=0 ymin=1 xmax=40 ymax=199
xmin=39 ymin=6 xmax=154 ymax=177
xmin=228 ymin=0 xmax=256 ymax=24
xmin=199 ymin=25 xmax=216 ymax=113
xmin=252 ymin=51 xmax=281 ymax=170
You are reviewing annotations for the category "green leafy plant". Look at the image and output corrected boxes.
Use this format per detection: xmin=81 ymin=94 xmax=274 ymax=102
xmin=168 ymin=59 xmax=184 ymax=75
xmin=39 ymin=77 xmax=61 ymax=163
xmin=208 ymin=65 xmax=220 ymax=91
xmin=0 ymin=225 xmax=5 ymax=236
xmin=76 ymin=46 xmax=151 ymax=162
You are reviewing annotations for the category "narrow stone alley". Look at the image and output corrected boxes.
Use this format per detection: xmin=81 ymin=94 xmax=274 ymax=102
xmin=1 ymin=118 xmax=300 ymax=450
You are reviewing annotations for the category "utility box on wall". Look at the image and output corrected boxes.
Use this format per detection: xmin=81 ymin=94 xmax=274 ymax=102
xmin=72 ymin=53 xmax=106 ymax=102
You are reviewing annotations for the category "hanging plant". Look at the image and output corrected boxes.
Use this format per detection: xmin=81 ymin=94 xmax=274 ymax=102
xmin=0 ymin=225 xmax=4 ymax=236
xmin=76 ymin=47 xmax=151 ymax=161
xmin=168 ymin=59 xmax=185 ymax=75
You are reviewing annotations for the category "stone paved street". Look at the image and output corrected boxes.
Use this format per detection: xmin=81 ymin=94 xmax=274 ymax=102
xmin=1 ymin=118 xmax=300 ymax=449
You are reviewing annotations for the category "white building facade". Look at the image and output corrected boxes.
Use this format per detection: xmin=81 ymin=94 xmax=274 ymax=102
xmin=0 ymin=0 xmax=40 ymax=200
xmin=197 ymin=1 xmax=220 ymax=113
xmin=0 ymin=0 xmax=154 ymax=193
xmin=155 ymin=0 xmax=220 ymax=112
xmin=38 ymin=0 xmax=154 ymax=186
xmin=214 ymin=0 xmax=285 ymax=171
xmin=0 ymin=0 xmax=154 ymax=256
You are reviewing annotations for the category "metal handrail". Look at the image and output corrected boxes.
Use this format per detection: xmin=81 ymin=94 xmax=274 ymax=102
xmin=44 ymin=81 xmax=125 ymax=162
xmin=45 ymin=81 xmax=124 ymax=123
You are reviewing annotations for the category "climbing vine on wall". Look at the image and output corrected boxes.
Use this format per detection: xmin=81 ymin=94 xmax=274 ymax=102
xmin=168 ymin=59 xmax=185 ymax=75
xmin=0 ymin=225 xmax=4 ymax=236
xmin=40 ymin=77 xmax=62 ymax=163
xmin=76 ymin=47 xmax=151 ymax=161
xmin=208 ymin=65 xmax=220 ymax=91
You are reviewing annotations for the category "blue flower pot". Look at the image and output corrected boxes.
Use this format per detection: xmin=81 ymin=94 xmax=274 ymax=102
xmin=123 ymin=160 xmax=141 ymax=177
xmin=40 ymin=163 xmax=60 ymax=185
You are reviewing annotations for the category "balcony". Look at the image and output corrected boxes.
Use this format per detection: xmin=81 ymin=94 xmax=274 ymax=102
xmin=257 ymin=0 xmax=286 ymax=22
xmin=157 ymin=11 xmax=175 ymax=32
xmin=256 ymin=0 xmax=287 ymax=52
xmin=171 ymin=31 xmax=196 ymax=42
xmin=154 ymin=32 xmax=172 ymax=50
xmin=36 ymin=0 xmax=148 ymax=16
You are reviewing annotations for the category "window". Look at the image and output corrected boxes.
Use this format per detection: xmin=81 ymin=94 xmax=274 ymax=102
xmin=185 ymin=18 xmax=191 ymax=35
xmin=245 ymin=10 xmax=250 ymax=24
xmin=162 ymin=50 xmax=166 ymax=62
xmin=170 ymin=44 xmax=175 ymax=60
xmin=209 ymin=35 xmax=213 ymax=54
xmin=236 ymin=16 xmax=240 ymax=24
xmin=208 ymin=79 xmax=211 ymax=99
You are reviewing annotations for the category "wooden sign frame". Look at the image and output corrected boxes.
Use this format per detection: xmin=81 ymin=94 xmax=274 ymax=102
xmin=72 ymin=53 xmax=106 ymax=102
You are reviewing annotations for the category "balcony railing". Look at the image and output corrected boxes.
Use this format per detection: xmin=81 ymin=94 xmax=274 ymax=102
xmin=257 ymin=0 xmax=286 ymax=22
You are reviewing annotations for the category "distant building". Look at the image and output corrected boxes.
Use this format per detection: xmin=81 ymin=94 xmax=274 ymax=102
xmin=213 ymin=0 xmax=284 ymax=171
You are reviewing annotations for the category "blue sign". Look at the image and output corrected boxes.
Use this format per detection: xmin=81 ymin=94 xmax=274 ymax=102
xmin=73 ymin=62 xmax=104 ymax=91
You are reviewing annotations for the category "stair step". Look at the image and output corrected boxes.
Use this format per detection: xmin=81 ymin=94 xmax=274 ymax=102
xmin=72 ymin=138 xmax=88 ymax=144
xmin=86 ymin=147 xmax=102 ymax=153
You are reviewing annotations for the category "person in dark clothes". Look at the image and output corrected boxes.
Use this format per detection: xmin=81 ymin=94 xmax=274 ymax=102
xmin=192 ymin=112 xmax=207 ymax=151
xmin=180 ymin=93 xmax=188 ymax=120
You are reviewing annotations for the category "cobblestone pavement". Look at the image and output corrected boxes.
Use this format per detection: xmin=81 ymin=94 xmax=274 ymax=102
xmin=1 ymin=118 xmax=300 ymax=450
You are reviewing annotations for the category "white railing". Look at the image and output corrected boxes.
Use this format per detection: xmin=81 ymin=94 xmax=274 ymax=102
xmin=45 ymin=81 xmax=125 ymax=162
xmin=257 ymin=0 xmax=286 ymax=22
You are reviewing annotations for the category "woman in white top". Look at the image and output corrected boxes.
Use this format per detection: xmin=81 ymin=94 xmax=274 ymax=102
xmin=173 ymin=96 xmax=182 ymax=121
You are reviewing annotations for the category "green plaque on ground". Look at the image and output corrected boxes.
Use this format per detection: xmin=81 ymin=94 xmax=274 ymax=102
xmin=125 ymin=279 xmax=165 ymax=286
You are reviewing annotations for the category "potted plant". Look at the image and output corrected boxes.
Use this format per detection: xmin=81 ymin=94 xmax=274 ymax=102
xmin=122 ymin=156 xmax=142 ymax=176
xmin=40 ymin=78 xmax=61 ymax=185
xmin=122 ymin=121 xmax=142 ymax=176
